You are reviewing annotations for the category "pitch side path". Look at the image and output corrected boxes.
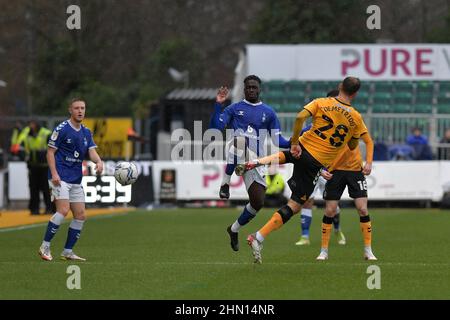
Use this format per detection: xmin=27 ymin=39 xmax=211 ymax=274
xmin=1 ymin=208 xmax=449 ymax=301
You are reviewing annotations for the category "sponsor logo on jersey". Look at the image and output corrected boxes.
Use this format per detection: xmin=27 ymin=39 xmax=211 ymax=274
xmin=66 ymin=138 xmax=71 ymax=144
xmin=51 ymin=131 xmax=59 ymax=141
xmin=238 ymin=110 xmax=244 ymax=116
xmin=74 ymin=151 xmax=79 ymax=158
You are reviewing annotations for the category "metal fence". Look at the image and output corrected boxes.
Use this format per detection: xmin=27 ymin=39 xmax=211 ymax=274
xmin=277 ymin=112 xmax=450 ymax=156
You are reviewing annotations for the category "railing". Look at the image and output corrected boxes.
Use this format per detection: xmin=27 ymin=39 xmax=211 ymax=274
xmin=277 ymin=112 xmax=450 ymax=151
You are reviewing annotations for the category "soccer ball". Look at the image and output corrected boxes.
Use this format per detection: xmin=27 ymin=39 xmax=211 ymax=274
xmin=114 ymin=161 xmax=139 ymax=185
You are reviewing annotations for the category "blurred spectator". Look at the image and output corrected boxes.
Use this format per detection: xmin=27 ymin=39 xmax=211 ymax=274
xmin=438 ymin=129 xmax=450 ymax=160
xmin=264 ymin=166 xmax=287 ymax=208
xmin=17 ymin=120 xmax=53 ymax=215
xmin=373 ymin=141 xmax=389 ymax=161
xmin=388 ymin=144 xmax=414 ymax=160
xmin=406 ymin=127 xmax=433 ymax=160
xmin=9 ymin=121 xmax=26 ymax=160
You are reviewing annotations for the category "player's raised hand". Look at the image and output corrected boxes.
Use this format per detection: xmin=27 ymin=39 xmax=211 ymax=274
xmin=290 ymin=144 xmax=302 ymax=159
xmin=362 ymin=162 xmax=372 ymax=175
xmin=216 ymin=86 xmax=229 ymax=104
xmin=51 ymin=173 xmax=61 ymax=186
xmin=95 ymin=161 xmax=104 ymax=175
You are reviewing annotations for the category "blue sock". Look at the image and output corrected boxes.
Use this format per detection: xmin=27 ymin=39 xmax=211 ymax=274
xmin=43 ymin=221 xmax=60 ymax=242
xmin=64 ymin=220 xmax=84 ymax=251
xmin=300 ymin=208 xmax=313 ymax=237
xmin=237 ymin=203 xmax=257 ymax=226
xmin=333 ymin=213 xmax=341 ymax=231
xmin=225 ymin=163 xmax=235 ymax=176
xmin=64 ymin=228 xmax=81 ymax=251
xmin=301 ymin=215 xmax=312 ymax=237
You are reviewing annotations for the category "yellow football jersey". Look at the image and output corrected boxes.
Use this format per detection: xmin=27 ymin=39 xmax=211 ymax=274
xmin=299 ymin=97 xmax=368 ymax=167
xmin=330 ymin=145 xmax=363 ymax=171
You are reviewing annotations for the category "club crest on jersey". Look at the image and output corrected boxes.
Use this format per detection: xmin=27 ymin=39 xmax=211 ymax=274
xmin=74 ymin=151 xmax=79 ymax=158
xmin=50 ymin=131 xmax=58 ymax=141
xmin=238 ymin=110 xmax=244 ymax=116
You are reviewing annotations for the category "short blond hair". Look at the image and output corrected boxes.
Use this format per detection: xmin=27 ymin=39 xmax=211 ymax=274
xmin=69 ymin=97 xmax=86 ymax=108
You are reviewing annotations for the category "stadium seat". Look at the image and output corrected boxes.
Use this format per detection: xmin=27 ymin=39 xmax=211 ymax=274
xmin=286 ymin=80 xmax=308 ymax=93
xmin=354 ymin=91 xmax=370 ymax=103
xmin=266 ymin=80 xmax=286 ymax=92
xmin=285 ymin=91 xmax=305 ymax=104
xmin=308 ymin=90 xmax=325 ymax=100
xmin=438 ymin=81 xmax=450 ymax=93
xmin=415 ymin=92 xmax=434 ymax=104
xmin=373 ymin=81 xmax=393 ymax=93
xmin=263 ymin=91 xmax=285 ymax=103
xmin=412 ymin=104 xmax=433 ymax=114
xmin=437 ymin=104 xmax=450 ymax=114
xmin=392 ymin=104 xmax=412 ymax=113
xmin=282 ymin=103 xmax=301 ymax=112
xmin=393 ymin=91 xmax=413 ymax=104
xmin=265 ymin=98 xmax=284 ymax=107
xmin=310 ymin=81 xmax=330 ymax=92
xmin=416 ymin=81 xmax=435 ymax=93
xmin=394 ymin=81 xmax=414 ymax=92
xmin=372 ymin=92 xmax=392 ymax=104
xmin=355 ymin=103 xmax=369 ymax=113
xmin=437 ymin=91 xmax=450 ymax=105
xmin=327 ymin=81 xmax=341 ymax=91
xmin=372 ymin=104 xmax=391 ymax=113
xmin=269 ymin=103 xmax=282 ymax=112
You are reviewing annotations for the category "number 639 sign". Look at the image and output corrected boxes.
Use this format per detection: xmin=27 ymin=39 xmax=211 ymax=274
xmin=82 ymin=176 xmax=132 ymax=203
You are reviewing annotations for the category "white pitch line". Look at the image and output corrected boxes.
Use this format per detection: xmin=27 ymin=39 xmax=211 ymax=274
xmin=1 ymin=261 xmax=448 ymax=267
xmin=0 ymin=212 xmax=130 ymax=233
xmin=154 ymin=261 xmax=450 ymax=267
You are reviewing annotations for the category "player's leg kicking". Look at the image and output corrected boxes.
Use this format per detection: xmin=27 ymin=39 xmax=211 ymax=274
xmin=238 ymin=149 xmax=322 ymax=264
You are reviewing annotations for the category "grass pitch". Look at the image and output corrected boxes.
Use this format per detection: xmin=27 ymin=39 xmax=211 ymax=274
xmin=0 ymin=207 xmax=449 ymax=299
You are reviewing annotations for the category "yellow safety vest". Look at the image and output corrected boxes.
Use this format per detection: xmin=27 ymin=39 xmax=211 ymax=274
xmin=19 ymin=127 xmax=51 ymax=165
xmin=265 ymin=174 xmax=285 ymax=195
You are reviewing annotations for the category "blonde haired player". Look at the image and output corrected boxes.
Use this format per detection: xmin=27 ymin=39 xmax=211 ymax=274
xmin=38 ymin=98 xmax=103 ymax=261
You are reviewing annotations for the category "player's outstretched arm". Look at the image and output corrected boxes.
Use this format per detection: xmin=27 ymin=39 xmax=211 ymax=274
xmin=234 ymin=152 xmax=287 ymax=176
xmin=256 ymin=152 xmax=287 ymax=166
xmin=89 ymin=148 xmax=103 ymax=175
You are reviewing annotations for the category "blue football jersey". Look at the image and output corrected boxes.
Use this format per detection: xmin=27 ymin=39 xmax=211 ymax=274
xmin=48 ymin=120 xmax=96 ymax=184
xmin=209 ymin=99 xmax=290 ymax=156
